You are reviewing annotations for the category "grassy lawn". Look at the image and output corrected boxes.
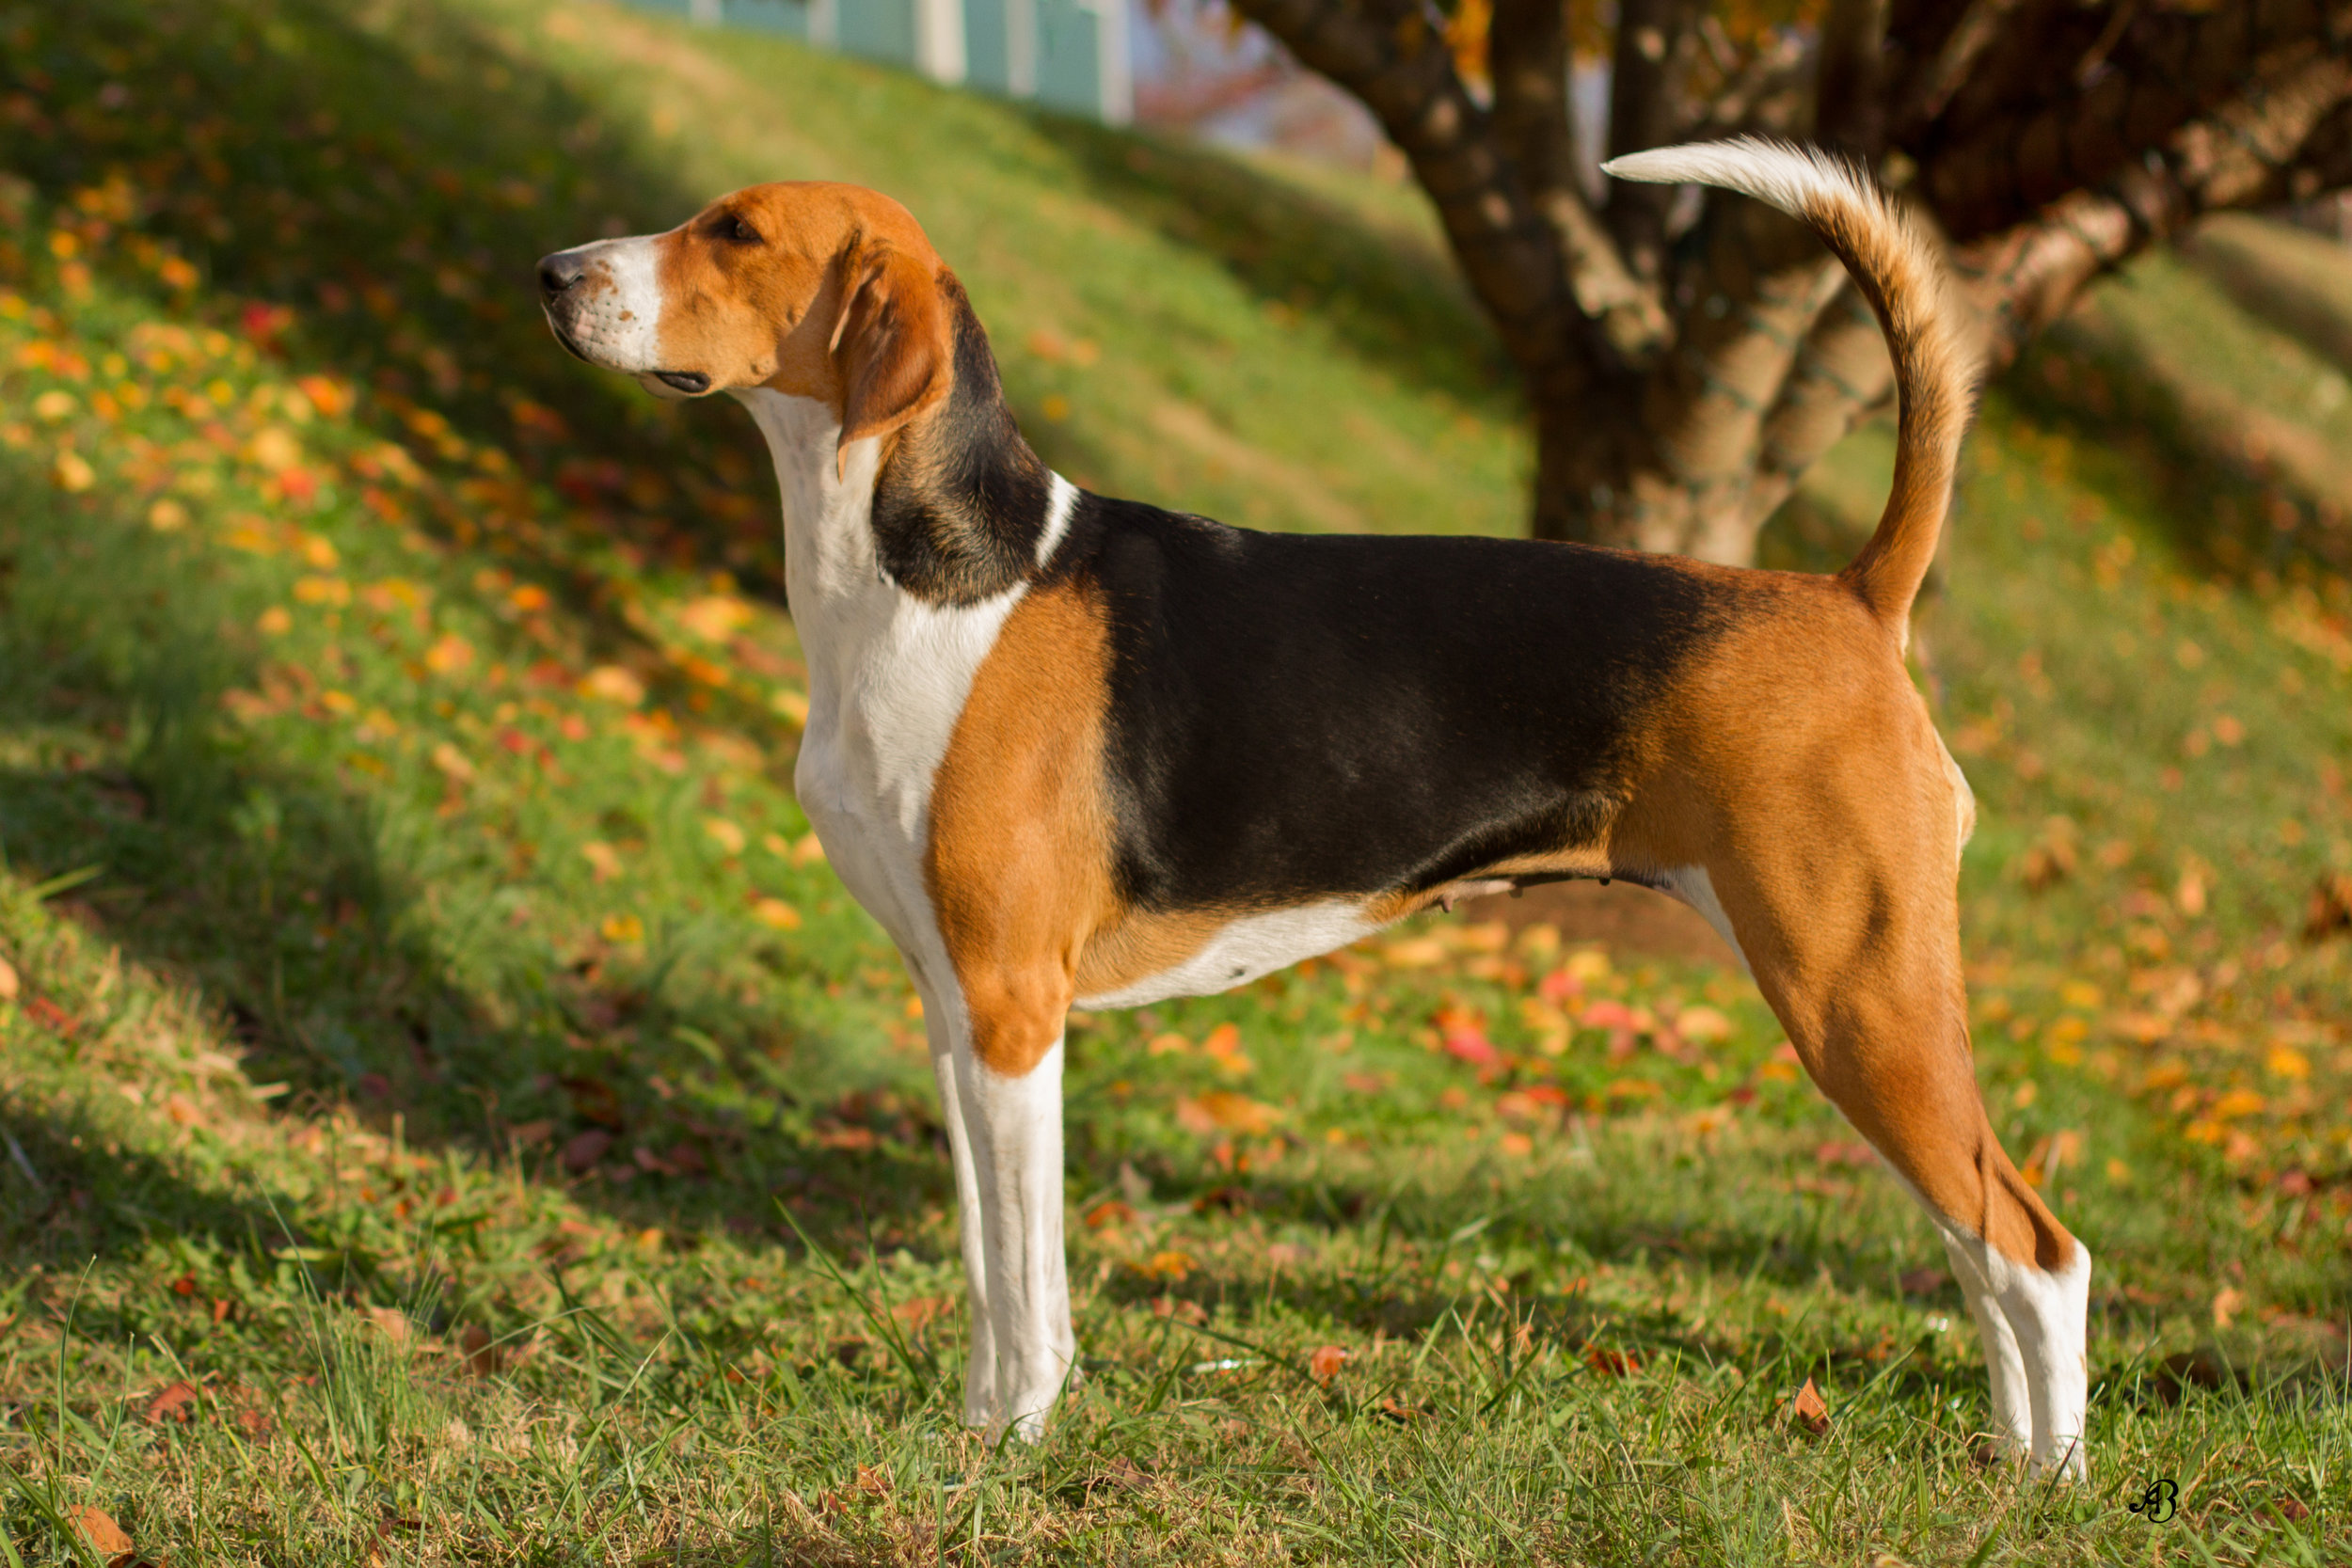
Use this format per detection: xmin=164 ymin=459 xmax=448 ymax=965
xmin=0 ymin=0 xmax=2346 ymax=1561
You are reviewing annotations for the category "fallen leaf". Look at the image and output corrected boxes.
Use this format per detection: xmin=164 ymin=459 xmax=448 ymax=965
xmin=460 ymin=1324 xmax=503 ymax=1377
xmin=1674 ymin=1004 xmax=1734 ymax=1043
xmin=1174 ymin=1092 xmax=1280 ymax=1136
xmin=1584 ymin=1345 xmax=1639 ymax=1378
xmin=429 ymin=742 xmax=475 ymax=784
xmin=72 ymin=1506 xmax=133 ymax=1556
xmin=2212 ymin=1285 xmax=2246 ymax=1329
xmin=422 ymin=632 xmax=474 ymax=675
xmin=0 ymin=955 xmax=18 ymax=1000
xmin=1308 ymin=1345 xmax=1349 ymax=1386
xmin=561 ymin=1129 xmax=613 ymax=1174
xmin=1083 ymin=1199 xmax=1136 ymax=1230
xmin=2278 ymin=1496 xmax=2310 ymax=1522
xmin=751 ymin=896 xmax=801 ymax=930
xmin=580 ymin=665 xmax=645 ymax=706
xmin=1788 ymin=1376 xmax=1831 ymax=1436
xmin=144 ymin=1380 xmax=200 ymax=1423
xmin=1899 ymin=1266 xmax=1950 ymax=1297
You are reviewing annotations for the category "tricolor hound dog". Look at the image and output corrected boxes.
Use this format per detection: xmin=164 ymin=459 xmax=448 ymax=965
xmin=537 ymin=138 xmax=2090 ymax=1476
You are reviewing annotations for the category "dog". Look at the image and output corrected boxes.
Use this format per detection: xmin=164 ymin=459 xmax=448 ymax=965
xmin=536 ymin=137 xmax=2090 ymax=1476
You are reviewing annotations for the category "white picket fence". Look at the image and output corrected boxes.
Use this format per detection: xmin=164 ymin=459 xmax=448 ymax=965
xmin=635 ymin=0 xmax=1132 ymax=124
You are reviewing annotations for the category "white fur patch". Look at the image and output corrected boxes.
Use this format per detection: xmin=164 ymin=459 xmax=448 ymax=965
xmin=1075 ymin=898 xmax=1384 ymax=1010
xmin=548 ymin=234 xmax=667 ymax=380
xmin=960 ymin=1043 xmax=1074 ymax=1442
xmin=1602 ymin=136 xmax=1868 ymax=229
xmin=1034 ymin=471 xmax=1079 ymax=567
xmin=1656 ymin=865 xmax=1751 ymax=976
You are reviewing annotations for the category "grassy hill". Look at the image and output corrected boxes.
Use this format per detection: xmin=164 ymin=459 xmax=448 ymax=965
xmin=0 ymin=0 xmax=2346 ymax=1560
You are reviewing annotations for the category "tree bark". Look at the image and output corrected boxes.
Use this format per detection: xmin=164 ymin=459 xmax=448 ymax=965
xmin=1230 ymin=0 xmax=2352 ymax=561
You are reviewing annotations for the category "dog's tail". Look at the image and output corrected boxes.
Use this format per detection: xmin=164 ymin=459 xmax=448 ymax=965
xmin=1602 ymin=137 xmax=1976 ymax=629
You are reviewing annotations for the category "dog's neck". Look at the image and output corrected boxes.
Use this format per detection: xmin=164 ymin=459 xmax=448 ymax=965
xmin=735 ymin=280 xmax=1068 ymax=615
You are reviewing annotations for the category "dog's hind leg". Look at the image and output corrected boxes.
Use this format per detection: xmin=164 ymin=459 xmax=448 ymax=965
xmin=1687 ymin=715 xmax=2090 ymax=1477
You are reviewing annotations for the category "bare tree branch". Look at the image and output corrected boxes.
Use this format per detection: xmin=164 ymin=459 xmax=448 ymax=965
xmin=1816 ymin=0 xmax=1891 ymax=153
xmin=1238 ymin=0 xmax=1596 ymax=392
xmin=1922 ymin=1 xmax=2352 ymax=240
xmin=1962 ymin=49 xmax=2352 ymax=368
xmin=1491 ymin=0 xmax=1666 ymax=350
xmin=1603 ymin=0 xmax=1702 ymax=279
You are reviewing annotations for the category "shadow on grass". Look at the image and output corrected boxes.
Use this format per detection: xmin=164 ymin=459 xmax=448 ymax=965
xmin=0 ymin=453 xmax=950 ymax=1286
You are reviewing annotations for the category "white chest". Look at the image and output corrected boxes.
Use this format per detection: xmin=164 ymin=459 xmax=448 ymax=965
xmin=737 ymin=389 xmax=1024 ymax=975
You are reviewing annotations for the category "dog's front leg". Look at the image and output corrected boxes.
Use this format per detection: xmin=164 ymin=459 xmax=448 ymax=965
xmin=919 ymin=978 xmax=999 ymax=1427
xmin=930 ymin=981 xmax=1074 ymax=1443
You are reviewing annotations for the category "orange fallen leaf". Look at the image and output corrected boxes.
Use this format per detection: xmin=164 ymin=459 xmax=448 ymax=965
xmin=0 ymin=957 xmax=18 ymax=1002
xmin=145 ymin=1380 xmax=200 ymax=1423
xmin=1788 ymin=1376 xmax=1830 ymax=1436
xmin=72 ymin=1506 xmax=133 ymax=1556
xmin=1584 ymin=1345 xmax=1639 ymax=1378
xmin=1308 ymin=1345 xmax=1348 ymax=1386
xmin=422 ymin=632 xmax=474 ymax=675
xmin=2212 ymin=1285 xmax=2246 ymax=1329
xmin=1174 ymin=1092 xmax=1280 ymax=1136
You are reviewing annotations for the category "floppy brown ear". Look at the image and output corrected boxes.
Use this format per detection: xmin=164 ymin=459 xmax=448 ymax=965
xmin=829 ymin=245 xmax=951 ymax=479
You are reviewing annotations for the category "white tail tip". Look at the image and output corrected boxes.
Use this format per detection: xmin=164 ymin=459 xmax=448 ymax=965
xmin=1601 ymin=137 xmax=1867 ymax=225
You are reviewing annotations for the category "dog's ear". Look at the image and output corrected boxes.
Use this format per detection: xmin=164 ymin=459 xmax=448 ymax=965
xmin=829 ymin=245 xmax=951 ymax=479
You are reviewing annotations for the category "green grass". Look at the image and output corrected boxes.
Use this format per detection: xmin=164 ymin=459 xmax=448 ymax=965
xmin=0 ymin=0 xmax=2347 ymax=1560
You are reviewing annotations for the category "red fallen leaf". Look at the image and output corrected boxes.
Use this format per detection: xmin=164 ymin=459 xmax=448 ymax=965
xmin=1583 ymin=1345 xmax=1639 ymax=1377
xmin=26 ymin=995 xmax=75 ymax=1036
xmin=236 ymin=1403 xmax=273 ymax=1442
xmin=1083 ymin=1198 xmax=1136 ymax=1230
xmin=72 ymin=1506 xmax=133 ymax=1556
xmin=1899 ymin=1267 xmax=1950 ymax=1296
xmin=168 ymin=1272 xmax=197 ymax=1297
xmin=2279 ymin=1169 xmax=2314 ymax=1196
xmin=1308 ymin=1344 xmax=1348 ymax=1386
xmin=854 ymin=1463 xmax=892 ymax=1497
xmin=1580 ymin=1000 xmax=1638 ymax=1032
xmin=212 ymin=1297 xmax=233 ymax=1324
xmin=561 ymin=1128 xmax=613 ymax=1174
xmin=145 ymin=1380 xmax=200 ymax=1424
xmin=1341 ymin=1070 xmax=1389 ymax=1095
xmin=1537 ymin=968 xmax=1581 ymax=1004
xmin=1788 ymin=1376 xmax=1831 ymax=1436
xmin=1441 ymin=1026 xmax=1499 ymax=1066
xmin=460 ymin=1324 xmax=504 ymax=1378
xmin=890 ymin=1295 xmax=953 ymax=1332
xmin=2279 ymin=1496 xmax=2311 ymax=1522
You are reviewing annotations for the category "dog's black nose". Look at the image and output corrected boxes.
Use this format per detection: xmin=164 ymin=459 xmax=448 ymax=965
xmin=537 ymin=252 xmax=585 ymax=300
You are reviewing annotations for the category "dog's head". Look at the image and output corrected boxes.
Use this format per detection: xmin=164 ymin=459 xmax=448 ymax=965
xmin=536 ymin=182 xmax=953 ymax=473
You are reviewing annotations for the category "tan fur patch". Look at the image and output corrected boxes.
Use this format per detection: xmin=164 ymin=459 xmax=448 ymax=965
xmin=926 ymin=582 xmax=1118 ymax=1077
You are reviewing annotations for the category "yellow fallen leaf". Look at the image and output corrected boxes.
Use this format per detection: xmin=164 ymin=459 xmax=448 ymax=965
xmin=294 ymin=575 xmax=349 ymax=606
xmin=1674 ymin=1005 xmax=1734 ymax=1044
xmin=601 ymin=913 xmax=644 ymax=944
xmin=32 ymin=388 xmax=76 ymax=421
xmin=678 ymin=594 xmax=752 ymax=641
xmin=430 ymin=742 xmax=475 ymax=784
xmin=148 ymin=497 xmax=188 ymax=531
xmin=2212 ymin=1285 xmax=2246 ymax=1329
xmin=1175 ymin=1091 xmax=1280 ymax=1135
xmin=752 ymin=897 xmax=801 ymax=930
xmin=2210 ymin=1088 xmax=2265 ymax=1120
xmin=249 ymin=425 xmax=301 ymax=471
xmin=0 ymin=955 xmax=17 ymax=1001
xmin=423 ymin=633 xmax=474 ymax=675
xmin=53 ymin=450 xmax=94 ymax=491
xmin=772 ymin=689 xmax=809 ymax=726
xmin=703 ymin=816 xmax=746 ymax=855
xmin=789 ymin=832 xmax=827 ymax=867
xmin=580 ymin=842 xmax=621 ymax=880
xmin=1382 ymin=937 xmax=1447 ymax=968
xmin=2265 ymin=1044 xmax=2311 ymax=1082
xmin=580 ymin=665 xmax=645 ymax=706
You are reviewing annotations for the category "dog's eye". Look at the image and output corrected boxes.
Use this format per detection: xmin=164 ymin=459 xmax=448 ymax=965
xmin=723 ymin=215 xmax=760 ymax=245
